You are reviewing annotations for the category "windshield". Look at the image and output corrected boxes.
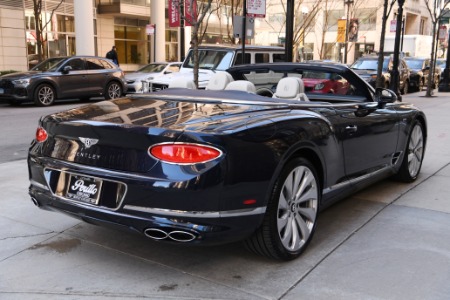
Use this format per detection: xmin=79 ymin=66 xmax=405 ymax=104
xmin=351 ymin=58 xmax=389 ymax=71
xmin=183 ymin=50 xmax=234 ymax=70
xmin=136 ymin=63 xmax=167 ymax=73
xmin=436 ymin=60 xmax=446 ymax=68
xmin=31 ymin=57 xmax=67 ymax=71
xmin=405 ymin=60 xmax=424 ymax=69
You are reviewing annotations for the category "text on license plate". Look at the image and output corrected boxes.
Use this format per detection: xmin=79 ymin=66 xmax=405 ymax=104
xmin=65 ymin=174 xmax=102 ymax=205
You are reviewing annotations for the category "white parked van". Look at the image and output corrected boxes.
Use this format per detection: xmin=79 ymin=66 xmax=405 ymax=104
xmin=147 ymin=45 xmax=285 ymax=91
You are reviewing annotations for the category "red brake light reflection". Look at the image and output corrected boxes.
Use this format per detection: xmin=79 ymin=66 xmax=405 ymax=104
xmin=149 ymin=144 xmax=221 ymax=164
xmin=36 ymin=127 xmax=48 ymax=143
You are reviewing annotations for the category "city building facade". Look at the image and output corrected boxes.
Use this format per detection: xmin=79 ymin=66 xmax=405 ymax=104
xmin=0 ymin=0 xmax=445 ymax=73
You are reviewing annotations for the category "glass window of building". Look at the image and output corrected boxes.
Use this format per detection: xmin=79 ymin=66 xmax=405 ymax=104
xmin=355 ymin=8 xmax=377 ymax=31
xmin=325 ymin=10 xmax=344 ymax=31
xmin=114 ymin=18 xmax=149 ymax=64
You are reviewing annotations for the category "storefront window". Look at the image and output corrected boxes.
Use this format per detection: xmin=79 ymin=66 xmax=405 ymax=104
xmin=114 ymin=18 xmax=148 ymax=64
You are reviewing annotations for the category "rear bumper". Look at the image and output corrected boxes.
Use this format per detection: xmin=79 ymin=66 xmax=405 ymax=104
xmin=29 ymin=184 xmax=264 ymax=245
xmin=28 ymin=155 xmax=267 ymax=245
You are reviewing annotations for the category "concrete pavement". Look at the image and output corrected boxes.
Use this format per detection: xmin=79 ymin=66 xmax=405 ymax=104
xmin=1 ymin=91 xmax=450 ymax=299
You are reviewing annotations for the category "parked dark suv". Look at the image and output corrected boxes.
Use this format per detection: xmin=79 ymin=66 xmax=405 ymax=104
xmin=404 ymin=57 xmax=441 ymax=91
xmin=0 ymin=56 xmax=126 ymax=106
xmin=350 ymin=55 xmax=410 ymax=94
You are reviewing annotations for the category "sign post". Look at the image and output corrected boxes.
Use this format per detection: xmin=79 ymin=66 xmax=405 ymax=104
xmin=146 ymin=24 xmax=156 ymax=63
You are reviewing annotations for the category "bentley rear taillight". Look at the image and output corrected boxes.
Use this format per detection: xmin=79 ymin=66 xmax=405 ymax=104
xmin=149 ymin=143 xmax=222 ymax=164
xmin=36 ymin=127 xmax=48 ymax=143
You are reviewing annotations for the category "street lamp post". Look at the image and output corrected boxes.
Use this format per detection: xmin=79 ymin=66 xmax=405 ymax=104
xmin=285 ymin=0 xmax=294 ymax=62
xmin=390 ymin=0 xmax=405 ymax=101
xmin=343 ymin=0 xmax=354 ymax=64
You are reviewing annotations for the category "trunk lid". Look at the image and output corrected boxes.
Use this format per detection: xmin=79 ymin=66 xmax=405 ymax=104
xmin=38 ymin=91 xmax=289 ymax=173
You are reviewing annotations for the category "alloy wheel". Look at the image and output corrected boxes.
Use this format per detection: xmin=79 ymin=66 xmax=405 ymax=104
xmin=407 ymin=124 xmax=424 ymax=178
xmin=107 ymin=83 xmax=122 ymax=99
xmin=277 ymin=165 xmax=318 ymax=252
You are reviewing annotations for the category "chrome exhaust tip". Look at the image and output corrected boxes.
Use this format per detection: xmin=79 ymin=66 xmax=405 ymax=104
xmin=144 ymin=228 xmax=168 ymax=240
xmin=144 ymin=228 xmax=197 ymax=242
xmin=30 ymin=197 xmax=40 ymax=207
xmin=168 ymin=230 xmax=197 ymax=242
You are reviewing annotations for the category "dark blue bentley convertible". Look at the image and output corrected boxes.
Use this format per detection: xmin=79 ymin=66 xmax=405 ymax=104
xmin=28 ymin=62 xmax=426 ymax=260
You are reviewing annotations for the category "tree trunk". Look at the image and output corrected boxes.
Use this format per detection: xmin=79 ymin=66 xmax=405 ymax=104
xmin=376 ymin=0 xmax=389 ymax=88
xmin=425 ymin=21 xmax=438 ymax=96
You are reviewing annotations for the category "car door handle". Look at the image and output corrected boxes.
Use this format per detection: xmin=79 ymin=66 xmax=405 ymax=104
xmin=345 ymin=125 xmax=358 ymax=132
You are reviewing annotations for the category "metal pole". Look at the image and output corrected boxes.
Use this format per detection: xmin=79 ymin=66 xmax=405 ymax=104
xmin=285 ymin=0 xmax=294 ymax=62
xmin=390 ymin=0 xmax=404 ymax=100
xmin=180 ymin=1 xmax=185 ymax=61
xmin=153 ymin=25 xmax=156 ymax=63
xmin=344 ymin=0 xmax=351 ymax=64
xmin=241 ymin=0 xmax=247 ymax=64
xmin=400 ymin=17 xmax=405 ymax=52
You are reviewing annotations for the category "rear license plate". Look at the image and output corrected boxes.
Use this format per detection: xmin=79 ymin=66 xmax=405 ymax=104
xmin=65 ymin=174 xmax=102 ymax=205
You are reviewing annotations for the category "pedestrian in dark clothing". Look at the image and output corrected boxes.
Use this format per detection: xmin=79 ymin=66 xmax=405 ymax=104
xmin=106 ymin=46 xmax=119 ymax=66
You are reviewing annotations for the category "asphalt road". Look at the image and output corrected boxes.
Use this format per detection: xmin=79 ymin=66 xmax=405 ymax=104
xmin=0 ymin=99 xmax=96 ymax=164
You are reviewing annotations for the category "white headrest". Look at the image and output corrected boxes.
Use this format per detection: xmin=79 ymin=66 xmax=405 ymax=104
xmin=206 ymin=72 xmax=234 ymax=90
xmin=225 ymin=80 xmax=256 ymax=94
xmin=169 ymin=78 xmax=197 ymax=89
xmin=273 ymin=77 xmax=309 ymax=101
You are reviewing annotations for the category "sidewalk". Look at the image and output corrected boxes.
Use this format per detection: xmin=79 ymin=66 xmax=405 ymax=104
xmin=1 ymin=91 xmax=449 ymax=299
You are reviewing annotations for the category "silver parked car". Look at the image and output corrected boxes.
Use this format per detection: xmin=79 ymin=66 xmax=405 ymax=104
xmin=125 ymin=62 xmax=181 ymax=93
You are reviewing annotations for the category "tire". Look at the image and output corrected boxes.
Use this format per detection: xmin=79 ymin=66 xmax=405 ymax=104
xmin=433 ymin=77 xmax=439 ymax=89
xmin=418 ymin=79 xmax=424 ymax=91
xmin=105 ymin=82 xmax=122 ymax=100
xmin=34 ymin=84 xmax=56 ymax=106
xmin=401 ymin=80 xmax=409 ymax=95
xmin=393 ymin=121 xmax=425 ymax=183
xmin=244 ymin=157 xmax=320 ymax=260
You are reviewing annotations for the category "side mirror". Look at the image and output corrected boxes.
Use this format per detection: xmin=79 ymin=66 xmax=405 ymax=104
xmin=375 ymin=87 xmax=397 ymax=103
xmin=62 ymin=66 xmax=72 ymax=74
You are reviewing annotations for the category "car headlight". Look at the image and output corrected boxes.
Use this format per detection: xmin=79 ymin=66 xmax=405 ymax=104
xmin=314 ymin=83 xmax=325 ymax=90
xmin=12 ymin=78 xmax=30 ymax=87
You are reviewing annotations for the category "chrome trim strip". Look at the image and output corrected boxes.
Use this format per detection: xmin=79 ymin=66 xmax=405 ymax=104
xmin=29 ymin=179 xmax=49 ymax=191
xmin=40 ymin=158 xmax=162 ymax=181
xmin=123 ymin=205 xmax=266 ymax=218
xmin=323 ymin=165 xmax=391 ymax=195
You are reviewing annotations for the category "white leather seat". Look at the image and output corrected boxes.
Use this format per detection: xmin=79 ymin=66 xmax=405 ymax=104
xmin=225 ymin=80 xmax=256 ymax=94
xmin=273 ymin=77 xmax=309 ymax=101
xmin=205 ymin=72 xmax=234 ymax=90
xmin=168 ymin=78 xmax=197 ymax=89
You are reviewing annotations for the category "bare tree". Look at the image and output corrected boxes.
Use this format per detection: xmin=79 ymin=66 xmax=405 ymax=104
xmin=315 ymin=0 xmax=341 ymax=60
xmin=423 ymin=0 xmax=450 ymax=96
xmin=376 ymin=0 xmax=396 ymax=88
xmin=33 ymin=0 xmax=65 ymax=63
xmin=213 ymin=0 xmax=244 ymax=44
xmin=292 ymin=1 xmax=322 ymax=62
xmin=186 ymin=0 xmax=214 ymax=88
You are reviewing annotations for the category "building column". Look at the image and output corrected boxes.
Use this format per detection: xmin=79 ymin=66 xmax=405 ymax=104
xmin=74 ymin=0 xmax=95 ymax=55
xmin=151 ymin=0 xmax=165 ymax=62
